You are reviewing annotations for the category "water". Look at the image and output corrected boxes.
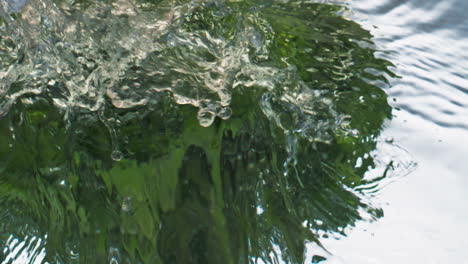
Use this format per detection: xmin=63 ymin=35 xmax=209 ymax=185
xmin=319 ymin=0 xmax=468 ymax=263
xmin=0 ymin=0 xmax=465 ymax=263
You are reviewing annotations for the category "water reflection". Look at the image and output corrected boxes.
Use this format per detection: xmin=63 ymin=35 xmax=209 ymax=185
xmin=320 ymin=0 xmax=467 ymax=262
xmin=354 ymin=0 xmax=468 ymax=129
xmin=0 ymin=1 xmax=409 ymax=263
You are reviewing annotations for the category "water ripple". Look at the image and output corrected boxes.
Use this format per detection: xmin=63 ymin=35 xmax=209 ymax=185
xmin=353 ymin=0 xmax=468 ymax=129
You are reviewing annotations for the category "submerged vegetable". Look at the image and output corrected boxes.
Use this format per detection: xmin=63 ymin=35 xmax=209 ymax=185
xmin=0 ymin=1 xmax=401 ymax=263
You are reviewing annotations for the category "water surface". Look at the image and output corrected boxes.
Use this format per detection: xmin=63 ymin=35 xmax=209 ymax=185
xmin=1 ymin=0 xmax=466 ymax=263
xmin=320 ymin=0 xmax=468 ymax=263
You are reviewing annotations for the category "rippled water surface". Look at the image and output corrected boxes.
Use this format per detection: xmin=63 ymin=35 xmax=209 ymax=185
xmin=322 ymin=0 xmax=468 ymax=263
xmin=0 ymin=0 xmax=466 ymax=263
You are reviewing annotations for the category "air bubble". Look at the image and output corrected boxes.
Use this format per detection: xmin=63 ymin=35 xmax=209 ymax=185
xmin=217 ymin=107 xmax=232 ymax=120
xmin=111 ymin=150 xmax=123 ymax=161
xmin=197 ymin=110 xmax=216 ymax=127
xmin=121 ymin=197 xmax=132 ymax=213
xmin=70 ymin=250 xmax=79 ymax=259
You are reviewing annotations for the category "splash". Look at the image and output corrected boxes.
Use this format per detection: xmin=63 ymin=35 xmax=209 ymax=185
xmin=1 ymin=0 xmax=353 ymax=141
xmin=0 ymin=1 xmax=412 ymax=264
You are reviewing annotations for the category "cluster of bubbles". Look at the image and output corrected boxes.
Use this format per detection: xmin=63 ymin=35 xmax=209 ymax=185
xmin=0 ymin=0 xmax=349 ymax=142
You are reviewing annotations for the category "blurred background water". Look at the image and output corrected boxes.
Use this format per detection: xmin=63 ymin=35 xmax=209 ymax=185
xmin=0 ymin=0 xmax=467 ymax=263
